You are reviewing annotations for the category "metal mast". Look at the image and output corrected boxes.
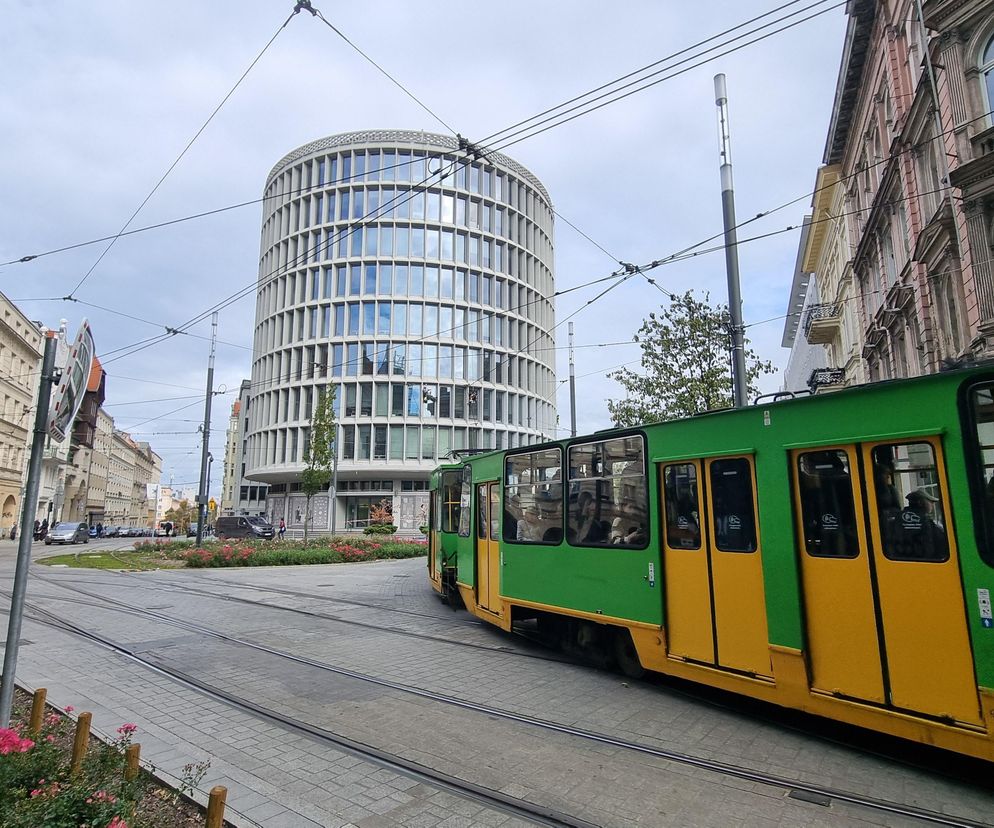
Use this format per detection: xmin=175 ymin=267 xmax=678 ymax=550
xmin=195 ymin=313 xmax=217 ymax=546
xmin=714 ymin=73 xmax=748 ymax=408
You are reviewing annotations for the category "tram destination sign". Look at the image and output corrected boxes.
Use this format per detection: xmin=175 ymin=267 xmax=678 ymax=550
xmin=47 ymin=319 xmax=95 ymax=442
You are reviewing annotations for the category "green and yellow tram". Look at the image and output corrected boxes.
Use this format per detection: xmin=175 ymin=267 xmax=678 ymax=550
xmin=428 ymin=364 xmax=994 ymax=761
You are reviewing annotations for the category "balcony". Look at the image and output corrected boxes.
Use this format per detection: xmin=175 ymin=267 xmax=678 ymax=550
xmin=803 ymin=302 xmax=842 ymax=345
xmin=808 ymin=367 xmax=846 ymax=393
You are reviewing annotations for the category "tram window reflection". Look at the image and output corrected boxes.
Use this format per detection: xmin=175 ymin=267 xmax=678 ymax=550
xmin=796 ymin=450 xmax=858 ymax=558
xmin=566 ymin=436 xmax=647 ymax=548
xmin=503 ymin=448 xmax=563 ymax=544
xmin=709 ymin=458 xmax=757 ymax=553
xmin=439 ymin=470 xmax=461 ymax=533
xmin=663 ymin=464 xmax=701 ymax=550
xmin=871 ymin=443 xmax=949 ymax=562
xmin=968 ymin=384 xmax=994 ymax=568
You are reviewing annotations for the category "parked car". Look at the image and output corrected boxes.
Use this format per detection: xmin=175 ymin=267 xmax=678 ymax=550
xmin=215 ymin=516 xmax=274 ymax=540
xmin=187 ymin=522 xmax=198 ymax=538
xmin=45 ymin=522 xmax=89 ymax=545
xmin=88 ymin=526 xmax=98 ymax=538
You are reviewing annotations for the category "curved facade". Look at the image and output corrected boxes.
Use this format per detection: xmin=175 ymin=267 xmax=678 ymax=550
xmin=246 ymin=130 xmax=557 ymax=532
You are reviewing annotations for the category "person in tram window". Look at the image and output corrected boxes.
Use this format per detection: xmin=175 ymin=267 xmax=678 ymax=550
xmin=610 ymin=500 xmax=646 ymax=546
xmin=573 ymin=491 xmax=608 ymax=544
xmin=898 ymin=489 xmax=948 ymax=561
xmin=516 ymin=506 xmax=543 ymax=542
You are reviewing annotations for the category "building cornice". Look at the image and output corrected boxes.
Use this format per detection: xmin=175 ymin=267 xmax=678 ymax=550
xmin=824 ymin=0 xmax=878 ymax=165
xmin=949 ymin=148 xmax=994 ymax=194
xmin=802 ymin=165 xmax=843 ymax=272
xmin=265 ymin=129 xmax=553 ymax=207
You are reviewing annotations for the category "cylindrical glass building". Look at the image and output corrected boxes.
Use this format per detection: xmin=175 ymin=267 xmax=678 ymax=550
xmin=246 ymin=130 xmax=557 ymax=533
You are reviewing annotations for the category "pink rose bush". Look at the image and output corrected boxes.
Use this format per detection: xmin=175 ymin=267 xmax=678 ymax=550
xmin=0 ymin=727 xmax=34 ymax=755
xmin=0 ymin=706 xmax=141 ymax=826
xmin=175 ymin=535 xmax=427 ymax=568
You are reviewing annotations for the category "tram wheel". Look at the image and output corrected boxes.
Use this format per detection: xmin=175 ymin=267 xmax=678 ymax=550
xmin=614 ymin=629 xmax=646 ymax=679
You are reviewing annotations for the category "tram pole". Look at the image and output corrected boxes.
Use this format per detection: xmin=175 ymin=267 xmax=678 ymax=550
xmin=0 ymin=335 xmax=58 ymax=727
xmin=195 ymin=313 xmax=217 ymax=547
xmin=568 ymin=322 xmax=577 ymax=437
xmin=714 ymin=73 xmax=748 ymax=409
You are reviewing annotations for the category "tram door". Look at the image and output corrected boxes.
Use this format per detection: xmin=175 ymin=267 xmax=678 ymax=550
xmin=476 ymin=482 xmax=501 ymax=614
xmin=794 ymin=441 xmax=980 ymax=724
xmin=661 ymin=457 xmax=771 ymax=677
xmin=428 ymin=490 xmax=438 ymax=583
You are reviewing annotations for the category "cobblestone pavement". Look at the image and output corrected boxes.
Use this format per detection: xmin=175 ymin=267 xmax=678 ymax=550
xmin=1 ymin=547 xmax=991 ymax=827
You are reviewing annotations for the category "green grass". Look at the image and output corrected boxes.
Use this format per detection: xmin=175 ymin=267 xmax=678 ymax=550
xmin=37 ymin=550 xmax=175 ymax=570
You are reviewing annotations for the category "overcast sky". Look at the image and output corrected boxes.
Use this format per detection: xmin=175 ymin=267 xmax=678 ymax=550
xmin=1 ymin=0 xmax=846 ymax=492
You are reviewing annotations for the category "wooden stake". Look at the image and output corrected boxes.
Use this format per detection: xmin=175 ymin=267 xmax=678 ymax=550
xmin=206 ymin=785 xmax=227 ymax=828
xmin=28 ymin=688 xmax=47 ymax=734
xmin=124 ymin=743 xmax=141 ymax=781
xmin=70 ymin=711 xmax=91 ymax=774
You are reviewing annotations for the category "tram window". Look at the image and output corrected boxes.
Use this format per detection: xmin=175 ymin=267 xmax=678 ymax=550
xmin=663 ymin=463 xmax=701 ymax=550
xmin=439 ymin=470 xmax=461 ymax=533
xmin=709 ymin=458 xmax=758 ymax=553
xmin=457 ymin=464 xmax=472 ymax=537
xmin=567 ymin=436 xmax=647 ymax=548
xmin=967 ymin=384 xmax=994 ymax=567
xmin=871 ymin=443 xmax=949 ymax=562
xmin=490 ymin=485 xmax=500 ymax=540
xmin=503 ymin=448 xmax=563 ymax=543
xmin=478 ymin=486 xmax=487 ymax=540
xmin=796 ymin=450 xmax=858 ymax=558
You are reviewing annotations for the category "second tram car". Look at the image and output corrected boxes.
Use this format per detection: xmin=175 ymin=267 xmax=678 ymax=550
xmin=428 ymin=365 xmax=994 ymax=761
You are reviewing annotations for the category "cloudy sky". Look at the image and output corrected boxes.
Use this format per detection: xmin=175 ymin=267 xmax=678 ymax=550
xmin=1 ymin=0 xmax=846 ymax=491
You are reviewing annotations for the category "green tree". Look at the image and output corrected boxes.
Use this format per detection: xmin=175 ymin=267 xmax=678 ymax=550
xmin=164 ymin=499 xmax=196 ymax=534
xmin=300 ymin=386 xmax=337 ymax=541
xmin=606 ymin=291 xmax=775 ymax=426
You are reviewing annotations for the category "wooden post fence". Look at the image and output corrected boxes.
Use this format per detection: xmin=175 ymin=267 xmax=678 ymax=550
xmin=124 ymin=743 xmax=141 ymax=781
xmin=206 ymin=785 xmax=227 ymax=828
xmin=70 ymin=711 xmax=91 ymax=774
xmin=28 ymin=687 xmax=46 ymax=734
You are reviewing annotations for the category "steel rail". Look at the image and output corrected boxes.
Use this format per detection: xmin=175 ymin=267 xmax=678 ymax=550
xmin=10 ymin=599 xmax=595 ymax=828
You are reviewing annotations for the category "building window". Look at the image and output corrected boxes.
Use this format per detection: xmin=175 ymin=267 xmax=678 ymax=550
xmin=982 ymin=33 xmax=994 ymax=122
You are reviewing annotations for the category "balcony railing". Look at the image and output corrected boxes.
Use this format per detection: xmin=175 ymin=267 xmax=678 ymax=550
xmin=802 ymin=302 xmax=842 ymax=345
xmin=808 ymin=367 xmax=846 ymax=392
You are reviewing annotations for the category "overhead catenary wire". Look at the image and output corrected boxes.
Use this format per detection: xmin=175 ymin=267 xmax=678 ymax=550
xmin=64 ymin=7 xmax=301 ymax=300
xmin=1 ymin=0 xmax=962 ymax=441
xmin=2 ymin=0 xmax=831 ymax=273
xmin=481 ymin=1 xmax=844 ymax=156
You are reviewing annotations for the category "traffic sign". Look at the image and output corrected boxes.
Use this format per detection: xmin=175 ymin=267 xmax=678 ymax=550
xmin=47 ymin=319 xmax=95 ymax=442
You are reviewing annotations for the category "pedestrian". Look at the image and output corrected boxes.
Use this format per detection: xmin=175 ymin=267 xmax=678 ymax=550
xmin=8 ymin=525 xmax=15 ymax=541
xmin=278 ymin=517 xmax=286 ymax=541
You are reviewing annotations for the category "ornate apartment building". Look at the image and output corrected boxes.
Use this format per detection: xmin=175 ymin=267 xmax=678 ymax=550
xmin=0 ymin=294 xmax=42 ymax=535
xmin=789 ymin=0 xmax=994 ymax=391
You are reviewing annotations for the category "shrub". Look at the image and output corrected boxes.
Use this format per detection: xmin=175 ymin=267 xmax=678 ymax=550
xmin=178 ymin=536 xmax=426 ymax=568
xmin=363 ymin=524 xmax=397 ymax=535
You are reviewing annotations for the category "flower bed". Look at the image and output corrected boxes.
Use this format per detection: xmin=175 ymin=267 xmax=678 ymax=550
xmin=155 ymin=536 xmax=427 ymax=568
xmin=1 ymin=688 xmax=211 ymax=827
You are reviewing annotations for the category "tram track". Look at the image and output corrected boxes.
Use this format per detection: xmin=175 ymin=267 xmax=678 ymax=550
xmin=35 ymin=567 xmax=993 ymax=786
xmin=32 ymin=568 xmax=572 ymax=663
xmin=12 ymin=602 xmax=590 ymax=828
xmin=16 ymin=576 xmax=990 ymax=828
